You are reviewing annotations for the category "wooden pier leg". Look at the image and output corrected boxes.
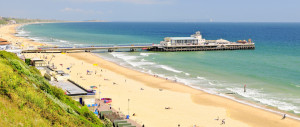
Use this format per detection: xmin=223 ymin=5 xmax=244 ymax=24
xmin=108 ymin=49 xmax=114 ymax=52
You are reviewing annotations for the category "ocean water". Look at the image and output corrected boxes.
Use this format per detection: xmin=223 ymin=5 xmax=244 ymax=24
xmin=19 ymin=22 xmax=300 ymax=116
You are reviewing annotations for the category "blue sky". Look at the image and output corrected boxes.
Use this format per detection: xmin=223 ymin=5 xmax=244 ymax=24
xmin=0 ymin=0 xmax=299 ymax=22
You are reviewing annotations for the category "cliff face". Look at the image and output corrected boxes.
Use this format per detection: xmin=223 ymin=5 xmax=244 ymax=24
xmin=0 ymin=51 xmax=104 ymax=126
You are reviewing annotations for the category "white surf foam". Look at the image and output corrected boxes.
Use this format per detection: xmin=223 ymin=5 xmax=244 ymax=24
xmin=227 ymin=87 xmax=300 ymax=115
xmin=158 ymin=65 xmax=182 ymax=73
xmin=196 ymin=76 xmax=206 ymax=80
xmin=140 ymin=53 xmax=156 ymax=56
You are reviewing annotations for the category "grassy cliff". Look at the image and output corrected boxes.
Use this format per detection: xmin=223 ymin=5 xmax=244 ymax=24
xmin=0 ymin=51 xmax=109 ymax=126
xmin=0 ymin=17 xmax=59 ymax=24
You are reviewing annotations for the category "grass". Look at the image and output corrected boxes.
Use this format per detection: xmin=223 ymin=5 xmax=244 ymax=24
xmin=0 ymin=51 xmax=110 ymax=126
xmin=0 ymin=17 xmax=59 ymax=25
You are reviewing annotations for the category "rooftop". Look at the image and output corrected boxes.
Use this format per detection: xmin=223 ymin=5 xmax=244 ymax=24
xmin=0 ymin=38 xmax=11 ymax=45
xmin=50 ymin=80 xmax=88 ymax=95
xmin=0 ymin=38 xmax=7 ymax=42
xmin=31 ymin=57 xmax=43 ymax=61
xmin=55 ymin=70 xmax=65 ymax=74
xmin=168 ymin=37 xmax=198 ymax=40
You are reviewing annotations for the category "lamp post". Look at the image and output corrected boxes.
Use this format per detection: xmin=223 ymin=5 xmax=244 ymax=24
xmin=99 ymin=84 xmax=101 ymax=100
xmin=128 ymin=99 xmax=130 ymax=116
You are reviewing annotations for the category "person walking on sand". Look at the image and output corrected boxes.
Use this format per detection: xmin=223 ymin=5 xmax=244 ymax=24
xmin=282 ymin=114 xmax=286 ymax=119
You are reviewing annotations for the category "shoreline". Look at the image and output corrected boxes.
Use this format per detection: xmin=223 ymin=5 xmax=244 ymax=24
xmin=2 ymin=23 xmax=300 ymax=126
xmin=93 ymin=54 xmax=300 ymax=120
xmin=93 ymin=53 xmax=300 ymax=119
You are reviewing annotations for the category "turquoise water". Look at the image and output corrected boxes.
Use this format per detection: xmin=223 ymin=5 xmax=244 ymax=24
xmin=19 ymin=22 xmax=300 ymax=115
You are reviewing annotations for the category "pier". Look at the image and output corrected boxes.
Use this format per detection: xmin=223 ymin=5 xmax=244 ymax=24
xmin=21 ymin=43 xmax=255 ymax=53
xmin=21 ymin=31 xmax=255 ymax=53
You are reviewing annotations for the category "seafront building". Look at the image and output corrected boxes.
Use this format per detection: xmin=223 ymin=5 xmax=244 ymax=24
xmin=0 ymin=38 xmax=11 ymax=50
xmin=150 ymin=31 xmax=255 ymax=51
xmin=50 ymin=80 xmax=96 ymax=105
xmin=160 ymin=31 xmax=206 ymax=46
xmin=160 ymin=31 xmax=244 ymax=46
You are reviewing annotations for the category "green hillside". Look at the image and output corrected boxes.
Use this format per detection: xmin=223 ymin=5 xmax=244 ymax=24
xmin=0 ymin=17 xmax=58 ymax=24
xmin=0 ymin=51 xmax=110 ymax=126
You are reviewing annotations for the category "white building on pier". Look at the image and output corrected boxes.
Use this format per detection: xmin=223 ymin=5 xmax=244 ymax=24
xmin=160 ymin=31 xmax=233 ymax=46
xmin=160 ymin=31 xmax=206 ymax=46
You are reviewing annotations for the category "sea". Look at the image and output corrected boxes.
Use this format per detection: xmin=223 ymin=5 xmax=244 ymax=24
xmin=17 ymin=22 xmax=300 ymax=117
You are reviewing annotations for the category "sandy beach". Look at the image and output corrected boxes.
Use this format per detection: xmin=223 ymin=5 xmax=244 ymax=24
xmin=1 ymin=24 xmax=300 ymax=127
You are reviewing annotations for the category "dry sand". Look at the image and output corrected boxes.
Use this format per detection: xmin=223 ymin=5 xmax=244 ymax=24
xmin=1 ymin=24 xmax=300 ymax=127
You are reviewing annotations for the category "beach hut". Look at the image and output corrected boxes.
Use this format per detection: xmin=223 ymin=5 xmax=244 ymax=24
xmin=117 ymin=123 xmax=131 ymax=127
xmin=30 ymin=57 xmax=47 ymax=67
xmin=100 ymin=111 xmax=113 ymax=119
xmin=113 ymin=120 xmax=127 ymax=127
xmin=54 ymin=70 xmax=70 ymax=81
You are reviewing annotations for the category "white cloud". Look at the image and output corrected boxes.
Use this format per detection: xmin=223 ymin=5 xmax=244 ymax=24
xmin=66 ymin=0 xmax=172 ymax=4
xmin=61 ymin=8 xmax=102 ymax=15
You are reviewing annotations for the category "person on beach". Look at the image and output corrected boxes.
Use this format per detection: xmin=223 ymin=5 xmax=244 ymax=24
xmin=215 ymin=116 xmax=219 ymax=121
xmin=221 ymin=119 xmax=225 ymax=125
xmin=282 ymin=114 xmax=286 ymax=119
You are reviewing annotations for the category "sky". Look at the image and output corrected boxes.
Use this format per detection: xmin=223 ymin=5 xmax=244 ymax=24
xmin=0 ymin=0 xmax=299 ymax=22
